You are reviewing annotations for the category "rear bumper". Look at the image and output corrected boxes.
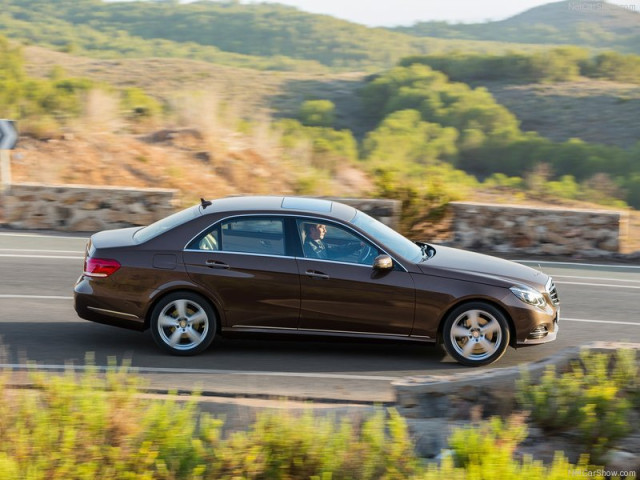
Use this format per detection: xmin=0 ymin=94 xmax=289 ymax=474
xmin=74 ymin=276 xmax=146 ymax=331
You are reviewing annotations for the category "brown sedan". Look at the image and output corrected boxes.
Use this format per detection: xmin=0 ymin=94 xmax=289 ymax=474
xmin=74 ymin=196 xmax=559 ymax=366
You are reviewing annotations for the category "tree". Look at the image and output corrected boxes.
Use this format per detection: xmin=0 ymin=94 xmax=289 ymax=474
xmin=298 ymin=100 xmax=335 ymax=127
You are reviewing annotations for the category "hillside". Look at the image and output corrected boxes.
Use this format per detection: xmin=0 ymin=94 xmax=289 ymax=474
xmin=1 ymin=0 xmax=548 ymax=72
xmin=12 ymin=51 xmax=375 ymax=205
xmin=393 ymin=0 xmax=640 ymax=53
xmin=478 ymin=80 xmax=640 ymax=148
xmin=10 ymin=127 xmax=373 ymax=207
xmin=22 ymin=46 xmax=640 ymax=149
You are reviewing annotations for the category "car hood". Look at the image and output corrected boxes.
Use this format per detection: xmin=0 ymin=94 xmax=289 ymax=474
xmin=417 ymin=245 xmax=548 ymax=290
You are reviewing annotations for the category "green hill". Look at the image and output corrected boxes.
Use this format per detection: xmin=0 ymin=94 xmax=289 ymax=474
xmin=392 ymin=1 xmax=640 ymax=54
xmin=1 ymin=0 xmax=546 ymax=72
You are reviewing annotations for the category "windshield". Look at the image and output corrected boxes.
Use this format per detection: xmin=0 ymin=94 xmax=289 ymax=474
xmin=351 ymin=211 xmax=423 ymax=262
xmin=133 ymin=206 xmax=200 ymax=243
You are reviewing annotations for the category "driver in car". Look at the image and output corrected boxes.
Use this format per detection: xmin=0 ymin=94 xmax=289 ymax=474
xmin=303 ymin=223 xmax=367 ymax=261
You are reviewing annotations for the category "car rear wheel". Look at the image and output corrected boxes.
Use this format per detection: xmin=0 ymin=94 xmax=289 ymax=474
xmin=442 ymin=302 xmax=510 ymax=367
xmin=150 ymin=292 xmax=216 ymax=355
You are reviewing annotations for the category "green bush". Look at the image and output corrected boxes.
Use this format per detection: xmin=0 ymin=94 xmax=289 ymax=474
xmin=121 ymin=87 xmax=163 ymax=120
xmin=400 ymin=49 xmax=640 ymax=85
xmin=516 ymin=350 xmax=639 ymax=462
xmin=372 ymin=163 xmax=478 ymax=235
xmin=0 ymin=360 xmax=613 ymax=479
xmin=0 ymin=363 xmax=419 ymax=479
xmin=299 ymin=100 xmax=336 ymax=127
xmin=440 ymin=415 xmax=605 ymax=480
xmin=276 ymin=118 xmax=358 ymax=174
xmin=448 ymin=416 xmax=528 ymax=468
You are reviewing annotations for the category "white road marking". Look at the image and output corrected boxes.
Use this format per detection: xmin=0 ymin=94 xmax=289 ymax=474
xmin=0 ymin=363 xmax=399 ymax=381
xmin=0 ymin=295 xmax=73 ymax=300
xmin=0 ymin=249 xmax=83 ymax=254
xmin=553 ymin=274 xmax=640 ymax=284
xmin=0 ymin=233 xmax=88 ymax=240
xmin=517 ymin=260 xmax=640 ymax=269
xmin=563 ymin=317 xmax=640 ymax=326
xmin=555 ymin=281 xmax=640 ymax=289
xmin=0 ymin=254 xmax=83 ymax=259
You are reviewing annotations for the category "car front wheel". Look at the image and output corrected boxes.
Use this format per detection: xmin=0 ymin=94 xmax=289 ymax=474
xmin=442 ymin=302 xmax=510 ymax=367
xmin=150 ymin=292 xmax=216 ymax=355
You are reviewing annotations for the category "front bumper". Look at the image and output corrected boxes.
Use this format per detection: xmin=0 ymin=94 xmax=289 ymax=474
xmin=517 ymin=311 xmax=559 ymax=345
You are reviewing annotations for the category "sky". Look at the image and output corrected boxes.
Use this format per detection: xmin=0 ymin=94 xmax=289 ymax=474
xmin=234 ymin=0 xmax=639 ymax=27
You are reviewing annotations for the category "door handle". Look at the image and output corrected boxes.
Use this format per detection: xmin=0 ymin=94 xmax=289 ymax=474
xmin=205 ymin=260 xmax=229 ymax=269
xmin=305 ymin=270 xmax=329 ymax=280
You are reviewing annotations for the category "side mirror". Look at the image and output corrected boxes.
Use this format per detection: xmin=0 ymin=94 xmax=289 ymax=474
xmin=373 ymin=254 xmax=393 ymax=270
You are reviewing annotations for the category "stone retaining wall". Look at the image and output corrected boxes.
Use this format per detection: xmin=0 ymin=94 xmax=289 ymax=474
xmin=1 ymin=185 xmax=402 ymax=233
xmin=4 ymin=183 xmax=178 ymax=232
xmin=0 ymin=186 xmax=631 ymax=256
xmin=449 ymin=202 xmax=629 ymax=256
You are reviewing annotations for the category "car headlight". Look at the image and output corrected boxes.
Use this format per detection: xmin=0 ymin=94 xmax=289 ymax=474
xmin=510 ymin=286 xmax=547 ymax=307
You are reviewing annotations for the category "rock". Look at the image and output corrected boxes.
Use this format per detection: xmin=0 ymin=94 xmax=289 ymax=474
xmin=69 ymin=216 xmax=106 ymax=232
xmin=603 ymin=449 xmax=640 ymax=472
xmin=405 ymin=419 xmax=450 ymax=458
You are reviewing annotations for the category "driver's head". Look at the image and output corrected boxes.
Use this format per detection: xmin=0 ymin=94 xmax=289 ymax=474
xmin=305 ymin=223 xmax=326 ymax=240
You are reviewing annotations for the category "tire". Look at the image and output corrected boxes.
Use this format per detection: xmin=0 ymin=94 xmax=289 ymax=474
xmin=441 ymin=302 xmax=510 ymax=367
xmin=150 ymin=292 xmax=217 ymax=356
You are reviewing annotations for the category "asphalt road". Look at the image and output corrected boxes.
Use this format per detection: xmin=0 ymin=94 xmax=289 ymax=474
xmin=1 ymin=231 xmax=639 ymax=402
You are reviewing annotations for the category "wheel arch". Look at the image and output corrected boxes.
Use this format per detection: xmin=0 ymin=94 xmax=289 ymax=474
xmin=436 ymin=298 xmax=516 ymax=347
xmin=144 ymin=287 xmax=224 ymax=334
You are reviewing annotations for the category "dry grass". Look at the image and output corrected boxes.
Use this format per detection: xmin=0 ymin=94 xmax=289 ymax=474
xmin=483 ymin=79 xmax=640 ymax=148
xmin=9 ymin=48 xmax=375 ymax=207
xmin=12 ymin=131 xmax=289 ymax=206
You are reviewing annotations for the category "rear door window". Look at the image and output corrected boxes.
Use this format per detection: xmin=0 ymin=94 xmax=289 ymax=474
xmin=188 ymin=217 xmax=286 ymax=256
xmin=221 ymin=218 xmax=285 ymax=256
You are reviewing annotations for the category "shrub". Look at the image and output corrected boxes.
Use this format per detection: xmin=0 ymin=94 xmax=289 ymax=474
xmin=516 ymin=349 xmax=638 ymax=462
xmin=440 ymin=415 xmax=604 ymax=480
xmin=298 ymin=99 xmax=336 ymax=127
xmin=276 ymin=118 xmax=358 ymax=174
xmin=121 ymin=87 xmax=163 ymax=120
xmin=0 ymin=360 xmax=609 ymax=479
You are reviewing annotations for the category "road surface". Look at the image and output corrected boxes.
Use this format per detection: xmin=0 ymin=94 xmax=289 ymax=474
xmin=1 ymin=231 xmax=638 ymax=402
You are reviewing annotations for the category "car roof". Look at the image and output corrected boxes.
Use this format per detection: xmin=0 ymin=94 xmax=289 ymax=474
xmin=200 ymin=196 xmax=357 ymax=222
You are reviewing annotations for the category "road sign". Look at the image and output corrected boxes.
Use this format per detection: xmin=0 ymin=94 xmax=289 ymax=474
xmin=0 ymin=120 xmax=17 ymax=150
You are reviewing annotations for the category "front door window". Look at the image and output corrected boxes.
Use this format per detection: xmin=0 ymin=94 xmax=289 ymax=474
xmin=296 ymin=219 xmax=378 ymax=265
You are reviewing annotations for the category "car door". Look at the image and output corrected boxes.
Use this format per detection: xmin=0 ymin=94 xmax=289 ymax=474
xmin=183 ymin=216 xmax=300 ymax=330
xmin=294 ymin=218 xmax=415 ymax=336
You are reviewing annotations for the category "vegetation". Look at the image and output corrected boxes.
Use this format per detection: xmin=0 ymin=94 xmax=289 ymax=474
xmin=0 ymin=362 xmax=614 ymax=479
xmin=400 ymin=48 xmax=640 ymax=85
xmin=517 ymin=349 xmax=639 ymax=463
xmin=392 ymin=1 xmax=640 ymax=55
xmin=277 ymin=118 xmax=358 ymax=174
xmin=0 ymin=36 xmax=163 ymax=136
xmin=0 ymin=0 xmax=550 ymax=73
xmin=2 ymin=0 xmax=637 ymax=76
xmin=359 ymin=62 xmax=640 ymax=209
xmin=298 ymin=100 xmax=336 ymax=128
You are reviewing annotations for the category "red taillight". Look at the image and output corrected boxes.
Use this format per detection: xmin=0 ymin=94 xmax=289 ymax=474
xmin=84 ymin=257 xmax=121 ymax=278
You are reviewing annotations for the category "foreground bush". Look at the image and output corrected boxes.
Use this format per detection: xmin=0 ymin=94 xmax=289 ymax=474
xmin=0 ymin=363 xmax=611 ymax=479
xmin=517 ymin=349 xmax=639 ymax=463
